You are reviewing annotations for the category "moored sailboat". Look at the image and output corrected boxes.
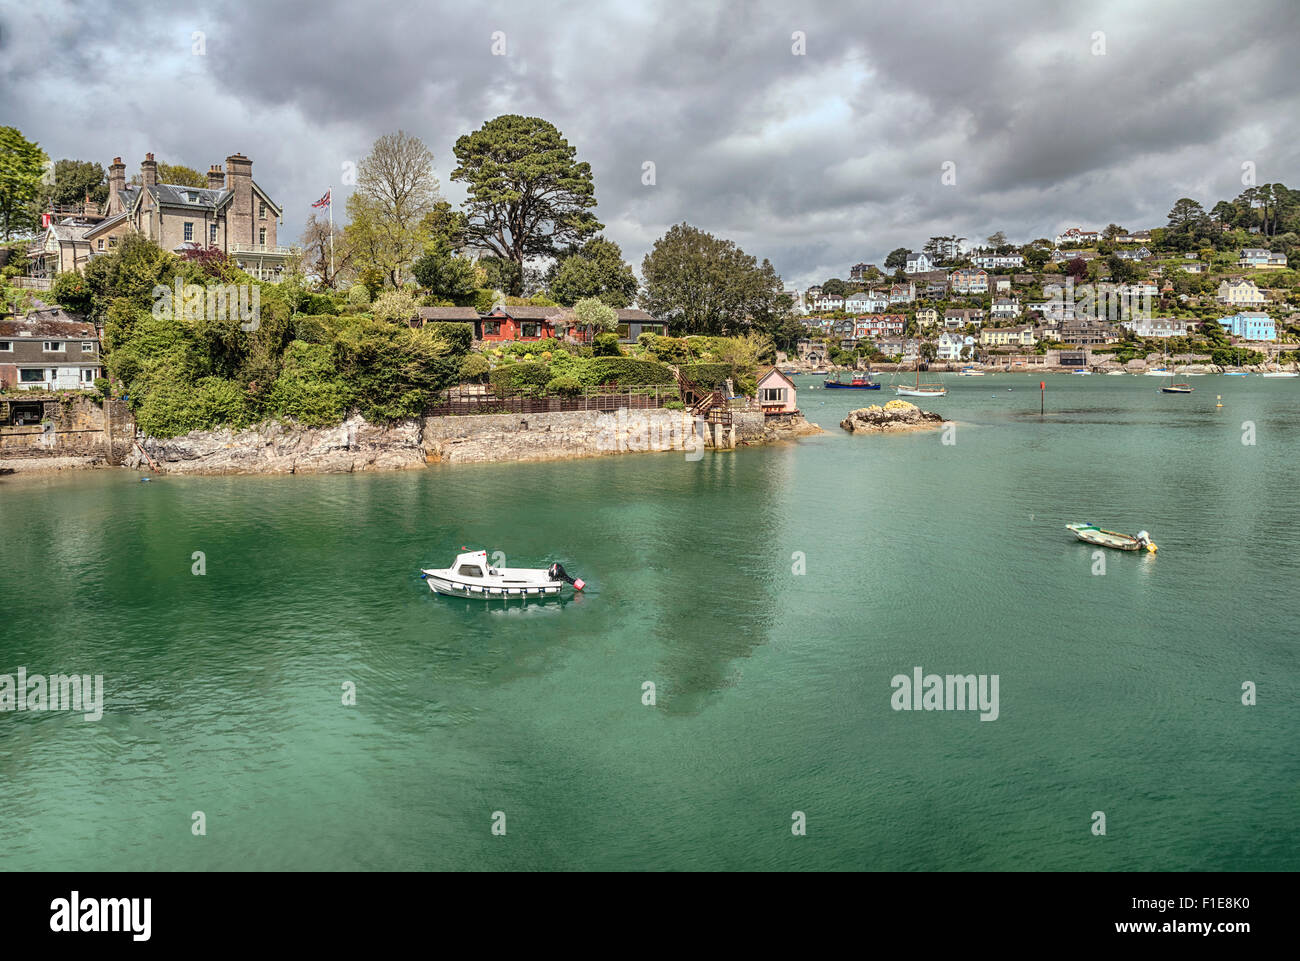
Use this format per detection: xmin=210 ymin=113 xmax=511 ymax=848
xmin=894 ymin=360 xmax=946 ymax=397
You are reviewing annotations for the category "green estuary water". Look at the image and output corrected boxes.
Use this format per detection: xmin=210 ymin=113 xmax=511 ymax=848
xmin=1 ymin=372 xmax=1296 ymax=871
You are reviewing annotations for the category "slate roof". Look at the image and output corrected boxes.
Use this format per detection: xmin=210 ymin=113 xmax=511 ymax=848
xmin=417 ymin=307 xmax=481 ymax=321
xmin=0 ymin=308 xmax=95 ymax=338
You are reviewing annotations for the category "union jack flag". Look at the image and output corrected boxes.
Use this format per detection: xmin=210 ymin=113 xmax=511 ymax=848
xmin=311 ymin=189 xmax=331 ymax=209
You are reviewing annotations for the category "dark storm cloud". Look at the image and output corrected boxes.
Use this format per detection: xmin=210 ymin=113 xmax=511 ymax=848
xmin=4 ymin=0 xmax=1297 ymax=286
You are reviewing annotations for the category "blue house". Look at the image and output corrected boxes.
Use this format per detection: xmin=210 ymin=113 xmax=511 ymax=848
xmin=1218 ymin=312 xmax=1276 ymax=341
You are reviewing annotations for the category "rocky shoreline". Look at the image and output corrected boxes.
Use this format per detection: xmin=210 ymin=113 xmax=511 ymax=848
xmin=840 ymin=400 xmax=945 ymax=434
xmin=0 ymin=408 xmax=822 ymax=476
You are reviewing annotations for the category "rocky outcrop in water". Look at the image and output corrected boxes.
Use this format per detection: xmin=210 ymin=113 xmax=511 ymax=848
xmin=840 ymin=400 xmax=944 ymax=434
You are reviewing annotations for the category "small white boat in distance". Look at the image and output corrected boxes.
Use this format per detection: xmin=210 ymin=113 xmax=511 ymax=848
xmin=1144 ymin=368 xmax=1171 ymax=376
xmin=421 ymin=550 xmax=584 ymax=599
xmin=1066 ymin=523 xmax=1157 ymax=553
xmin=1259 ymin=371 xmax=1299 ymax=378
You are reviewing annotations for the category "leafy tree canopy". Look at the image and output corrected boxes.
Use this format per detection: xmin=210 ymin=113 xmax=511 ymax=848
xmin=452 ymin=115 xmax=601 ymax=291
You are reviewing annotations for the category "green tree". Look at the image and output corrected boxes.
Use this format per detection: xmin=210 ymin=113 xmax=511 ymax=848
xmin=884 ymin=247 xmax=910 ymax=271
xmin=1023 ymin=245 xmax=1050 ymax=268
xmin=640 ymin=223 xmax=784 ymax=336
xmin=36 ymin=159 xmax=108 ymax=211
xmin=1106 ymin=254 xmax=1137 ymax=283
xmin=0 ymin=126 xmax=47 ymax=239
xmin=158 ymin=163 xmax=206 ymax=188
xmin=547 ymin=236 xmax=637 ymax=306
xmin=821 ymin=278 xmax=847 ymax=297
xmin=477 ymin=256 xmax=522 ymax=298
xmin=51 ymin=271 xmax=94 ymax=314
xmin=452 ymin=115 xmax=601 ymax=292
xmin=418 ymin=200 xmax=469 ymax=249
xmin=1167 ymin=198 xmax=1207 ymax=233
xmin=572 ymin=295 xmax=618 ymax=334
xmin=344 ymin=131 xmax=441 ymax=288
xmin=412 ymin=238 xmax=478 ymax=303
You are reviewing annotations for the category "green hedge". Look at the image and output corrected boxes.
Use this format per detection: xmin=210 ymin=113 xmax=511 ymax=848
xmin=489 ymin=361 xmax=553 ymax=394
xmin=586 ymin=357 xmax=675 ymax=387
xmin=424 ymin=321 xmax=474 ymax=354
xmin=681 ymin=363 xmax=732 ymax=389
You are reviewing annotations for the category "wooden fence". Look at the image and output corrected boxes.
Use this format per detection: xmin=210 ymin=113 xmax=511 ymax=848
xmin=425 ymin=386 xmax=679 ymax=417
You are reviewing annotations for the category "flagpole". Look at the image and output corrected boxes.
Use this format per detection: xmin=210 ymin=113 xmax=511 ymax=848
xmin=328 ymin=186 xmax=334 ymax=286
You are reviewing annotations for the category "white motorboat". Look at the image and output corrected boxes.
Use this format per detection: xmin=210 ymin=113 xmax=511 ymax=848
xmin=957 ymin=368 xmax=984 ymax=377
xmin=1259 ymin=371 xmax=1299 ymax=378
xmin=1144 ymin=368 xmax=1171 ymax=376
xmin=421 ymin=550 xmax=584 ymax=599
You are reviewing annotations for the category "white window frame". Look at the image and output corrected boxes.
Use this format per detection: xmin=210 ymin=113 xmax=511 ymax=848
xmin=82 ymin=368 xmax=97 ymax=382
xmin=184 ymin=222 xmax=194 ymax=242
xmin=19 ymin=368 xmax=47 ymax=383
xmin=81 ymin=342 xmax=95 ymax=352
xmin=0 ymin=340 xmax=11 ymax=352
xmin=43 ymin=341 xmax=64 ymax=352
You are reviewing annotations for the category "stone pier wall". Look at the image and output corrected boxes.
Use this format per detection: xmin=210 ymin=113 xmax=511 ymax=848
xmin=0 ymin=396 xmax=134 ymax=471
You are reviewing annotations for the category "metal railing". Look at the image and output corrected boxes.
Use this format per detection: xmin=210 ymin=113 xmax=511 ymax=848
xmin=229 ymin=243 xmax=291 ymax=255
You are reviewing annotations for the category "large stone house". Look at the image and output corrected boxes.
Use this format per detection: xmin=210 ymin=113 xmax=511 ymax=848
xmin=1217 ymin=278 xmax=1266 ymax=307
xmin=0 ymin=307 xmax=103 ymax=391
xmin=82 ymin=153 xmax=288 ymax=281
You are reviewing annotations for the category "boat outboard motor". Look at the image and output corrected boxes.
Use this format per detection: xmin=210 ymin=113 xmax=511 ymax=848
xmin=547 ymin=562 xmax=585 ymax=592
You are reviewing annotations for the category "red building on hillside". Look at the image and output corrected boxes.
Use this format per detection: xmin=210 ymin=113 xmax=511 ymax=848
xmin=479 ymin=306 xmax=561 ymax=342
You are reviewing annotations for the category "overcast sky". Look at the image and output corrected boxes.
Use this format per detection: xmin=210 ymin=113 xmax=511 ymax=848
xmin=3 ymin=0 xmax=1297 ymax=288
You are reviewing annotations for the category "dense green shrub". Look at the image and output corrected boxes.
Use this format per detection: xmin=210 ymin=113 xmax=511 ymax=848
xmin=489 ymin=361 xmax=552 ymax=394
xmin=645 ymin=334 xmax=689 ymax=363
xmin=332 ymin=318 xmax=462 ymax=421
xmin=424 ymin=321 xmax=474 ymax=354
xmin=586 ymin=357 xmax=675 ymax=387
xmin=592 ymin=332 xmax=622 ymax=356
xmin=134 ymin=376 xmax=250 ymax=437
xmin=267 ymin=341 xmax=349 ymax=427
xmin=52 ymin=272 xmax=94 ymax=314
xmin=370 ymin=288 xmax=420 ymax=325
xmin=302 ymin=293 xmax=339 ymax=315
xmin=347 ymin=284 xmax=371 ymax=308
xmin=681 ymin=363 xmax=732 ymax=389
xmin=545 ymin=375 xmax=583 ymax=396
xmin=663 ymin=399 xmax=685 ymax=411
xmin=459 ymin=353 xmax=490 ymax=383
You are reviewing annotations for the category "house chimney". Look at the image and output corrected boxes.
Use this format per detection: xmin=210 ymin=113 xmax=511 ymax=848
xmin=108 ymin=157 xmax=126 ymax=214
xmin=141 ymin=152 xmax=157 ymax=187
xmin=207 ymin=164 xmax=225 ymax=190
xmin=225 ymin=153 xmax=253 ymax=243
